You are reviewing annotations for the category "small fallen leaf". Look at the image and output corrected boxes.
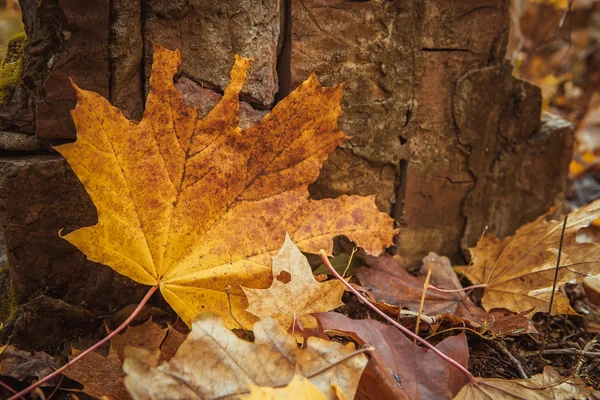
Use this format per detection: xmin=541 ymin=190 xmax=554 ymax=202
xmin=0 ymin=345 xmax=59 ymax=384
xmin=315 ymin=312 xmax=470 ymax=400
xmin=123 ymin=312 xmax=367 ymax=400
xmin=57 ymin=43 xmax=395 ymax=328
xmin=242 ymin=234 xmax=345 ymax=330
xmin=239 ymin=375 xmax=328 ymax=400
xmin=65 ymin=319 xmax=182 ymax=399
xmin=356 ymin=254 xmax=466 ymax=315
xmin=457 ymin=200 xmax=600 ymax=314
xmin=356 ymin=254 xmax=536 ymax=336
xmin=454 ymin=367 xmax=596 ymax=399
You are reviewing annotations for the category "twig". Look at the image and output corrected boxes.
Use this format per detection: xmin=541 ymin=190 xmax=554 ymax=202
xmin=558 ymin=0 xmax=574 ymax=30
xmin=0 ymin=380 xmax=22 ymax=399
xmin=318 ymin=250 xmax=476 ymax=385
xmin=46 ymin=374 xmax=65 ymax=400
xmin=225 ymin=285 xmax=249 ymax=335
xmin=490 ymin=340 xmax=528 ymax=379
xmin=415 ymin=257 xmax=434 ymax=342
xmin=576 ymin=340 xmax=598 ymax=375
xmin=342 ymin=247 xmax=357 ymax=278
xmin=539 ymin=216 xmax=568 ymax=359
xmin=427 ymin=284 xmax=486 ymax=293
xmin=531 ymin=349 xmax=600 ymax=358
xmin=305 ymin=346 xmax=375 ymax=379
xmin=8 ymin=285 xmax=159 ymax=400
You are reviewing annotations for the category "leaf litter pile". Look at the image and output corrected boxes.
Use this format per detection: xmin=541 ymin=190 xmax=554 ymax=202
xmin=2 ymin=44 xmax=600 ymax=399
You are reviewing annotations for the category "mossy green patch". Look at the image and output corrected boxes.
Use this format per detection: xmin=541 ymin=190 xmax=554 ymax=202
xmin=0 ymin=32 xmax=27 ymax=105
xmin=0 ymin=264 xmax=16 ymax=326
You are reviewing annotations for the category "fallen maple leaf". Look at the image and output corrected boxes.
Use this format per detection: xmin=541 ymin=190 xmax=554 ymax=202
xmin=453 ymin=367 xmax=596 ymax=399
xmin=55 ymin=43 xmax=395 ymax=327
xmin=355 ymin=254 xmax=536 ymax=336
xmin=65 ymin=319 xmax=183 ymax=399
xmin=123 ymin=312 xmax=367 ymax=400
xmin=240 ymin=375 xmax=328 ymax=400
xmin=456 ymin=200 xmax=600 ymax=314
xmin=242 ymin=234 xmax=345 ymax=330
xmin=315 ymin=312 xmax=469 ymax=400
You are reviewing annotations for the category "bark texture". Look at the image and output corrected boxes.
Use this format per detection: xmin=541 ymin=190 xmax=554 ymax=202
xmin=0 ymin=0 xmax=573 ymax=349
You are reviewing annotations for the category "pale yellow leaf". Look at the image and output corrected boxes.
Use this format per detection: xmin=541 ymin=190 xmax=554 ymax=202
xmin=242 ymin=233 xmax=345 ymax=330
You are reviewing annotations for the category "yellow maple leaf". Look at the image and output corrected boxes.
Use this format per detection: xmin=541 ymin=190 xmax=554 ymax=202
xmin=456 ymin=200 xmax=600 ymax=314
xmin=239 ymin=375 xmax=328 ymax=400
xmin=242 ymin=233 xmax=345 ymax=330
xmin=55 ymin=44 xmax=395 ymax=327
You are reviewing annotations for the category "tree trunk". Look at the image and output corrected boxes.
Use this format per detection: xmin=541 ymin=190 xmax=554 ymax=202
xmin=0 ymin=0 xmax=572 ymax=348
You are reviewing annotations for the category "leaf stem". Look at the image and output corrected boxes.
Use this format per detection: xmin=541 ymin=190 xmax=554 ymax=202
xmin=8 ymin=285 xmax=159 ymax=400
xmin=318 ymin=250 xmax=475 ymax=385
xmin=415 ymin=258 xmax=433 ymax=342
xmin=427 ymin=284 xmax=486 ymax=293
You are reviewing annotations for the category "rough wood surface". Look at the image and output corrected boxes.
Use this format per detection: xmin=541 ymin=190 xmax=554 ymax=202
xmin=0 ymin=0 xmax=574 ymax=349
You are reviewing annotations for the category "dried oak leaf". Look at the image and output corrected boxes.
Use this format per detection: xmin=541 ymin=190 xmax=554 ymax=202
xmin=456 ymin=200 xmax=600 ymax=314
xmin=356 ymin=254 xmax=535 ymax=336
xmin=55 ymin=44 xmax=395 ymax=327
xmin=454 ymin=367 xmax=596 ymax=399
xmin=239 ymin=375 xmax=328 ymax=400
xmin=123 ymin=312 xmax=367 ymax=400
xmin=242 ymin=234 xmax=345 ymax=330
xmin=315 ymin=312 xmax=469 ymax=400
xmin=64 ymin=319 xmax=183 ymax=400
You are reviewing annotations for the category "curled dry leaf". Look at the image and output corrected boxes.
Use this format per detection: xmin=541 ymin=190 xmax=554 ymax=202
xmin=239 ymin=375 xmax=327 ymax=400
xmin=123 ymin=312 xmax=367 ymax=400
xmin=56 ymin=43 xmax=395 ymax=328
xmin=242 ymin=234 xmax=345 ymax=330
xmin=65 ymin=319 xmax=184 ymax=400
xmin=457 ymin=200 xmax=600 ymax=314
xmin=315 ymin=312 xmax=470 ymax=400
xmin=453 ymin=367 xmax=596 ymax=399
xmin=356 ymin=254 xmax=536 ymax=336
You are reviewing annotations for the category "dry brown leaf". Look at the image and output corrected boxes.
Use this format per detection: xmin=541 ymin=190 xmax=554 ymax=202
xmin=239 ymin=375 xmax=328 ymax=400
xmin=453 ymin=367 xmax=596 ymax=399
xmin=0 ymin=345 xmax=59 ymax=385
xmin=56 ymin=43 xmax=395 ymax=328
xmin=315 ymin=312 xmax=469 ymax=400
xmin=356 ymin=254 xmax=536 ymax=336
xmin=123 ymin=312 xmax=367 ymax=400
xmin=65 ymin=319 xmax=182 ymax=399
xmin=242 ymin=234 xmax=345 ymax=330
xmin=457 ymin=200 xmax=600 ymax=314
xmin=356 ymin=254 xmax=466 ymax=316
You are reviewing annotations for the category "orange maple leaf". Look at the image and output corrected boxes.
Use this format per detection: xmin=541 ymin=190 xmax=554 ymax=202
xmin=55 ymin=44 xmax=395 ymax=327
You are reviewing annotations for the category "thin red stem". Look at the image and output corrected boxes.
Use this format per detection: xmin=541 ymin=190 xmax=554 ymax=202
xmin=9 ymin=285 xmax=159 ymax=400
xmin=0 ymin=380 xmax=21 ymax=399
xmin=318 ymin=251 xmax=475 ymax=385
